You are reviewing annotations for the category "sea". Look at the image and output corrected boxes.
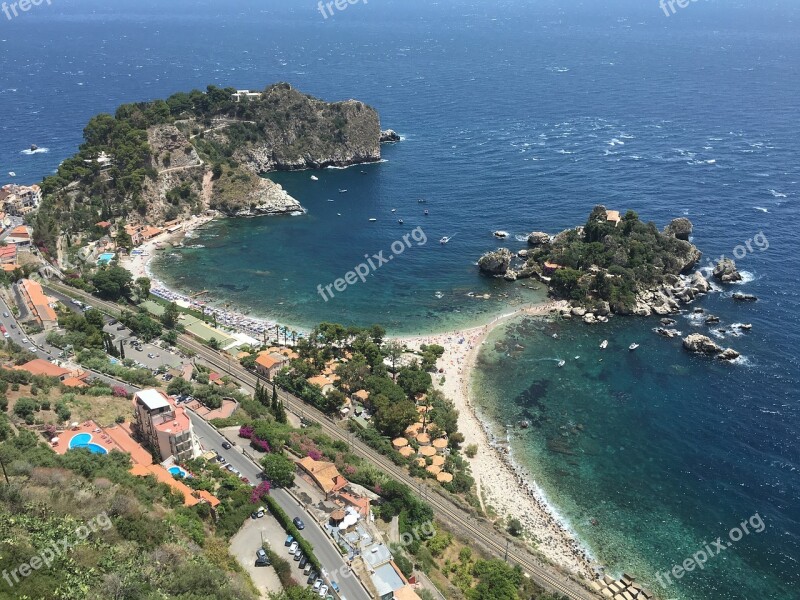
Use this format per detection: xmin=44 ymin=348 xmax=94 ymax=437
xmin=1 ymin=1 xmax=797 ymax=598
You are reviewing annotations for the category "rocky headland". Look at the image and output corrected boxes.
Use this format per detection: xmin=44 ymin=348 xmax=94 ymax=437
xmin=33 ymin=83 xmax=392 ymax=253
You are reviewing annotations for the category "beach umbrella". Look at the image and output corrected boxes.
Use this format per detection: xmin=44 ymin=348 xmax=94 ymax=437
xmin=50 ymin=437 xmax=59 ymax=443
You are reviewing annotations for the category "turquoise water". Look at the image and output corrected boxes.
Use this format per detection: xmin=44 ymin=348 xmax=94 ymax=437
xmin=168 ymin=466 xmax=189 ymax=478
xmin=473 ymin=306 xmax=797 ymax=600
xmin=69 ymin=433 xmax=108 ymax=455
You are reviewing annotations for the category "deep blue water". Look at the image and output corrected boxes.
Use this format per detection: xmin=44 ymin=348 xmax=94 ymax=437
xmin=1 ymin=1 xmax=798 ymax=599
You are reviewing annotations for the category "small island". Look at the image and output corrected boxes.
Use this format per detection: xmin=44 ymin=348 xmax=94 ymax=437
xmin=479 ymin=205 xmax=710 ymax=318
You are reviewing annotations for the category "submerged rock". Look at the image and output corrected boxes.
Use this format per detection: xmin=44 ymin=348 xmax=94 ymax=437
xmin=732 ymin=292 xmax=758 ymax=302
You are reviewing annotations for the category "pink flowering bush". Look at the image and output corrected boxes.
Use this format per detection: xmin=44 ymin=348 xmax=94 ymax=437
xmin=112 ymin=386 xmax=129 ymax=398
xmin=251 ymin=436 xmax=270 ymax=453
xmin=250 ymin=481 xmax=271 ymax=503
xmin=239 ymin=425 xmax=254 ymax=439
xmin=306 ymin=449 xmax=322 ymax=461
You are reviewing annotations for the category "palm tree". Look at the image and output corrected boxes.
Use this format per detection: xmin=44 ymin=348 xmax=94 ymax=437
xmin=291 ymin=330 xmax=297 ymax=346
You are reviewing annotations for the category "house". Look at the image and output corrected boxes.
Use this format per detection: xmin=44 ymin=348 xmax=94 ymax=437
xmin=543 ymin=261 xmax=564 ymax=273
xmin=307 ymin=375 xmax=335 ymax=395
xmin=297 ymin=456 xmax=348 ymax=497
xmin=132 ymin=389 xmax=198 ymax=462
xmin=0 ymin=184 xmax=41 ymax=216
xmin=95 ymin=221 xmax=112 ymax=229
xmin=15 ymin=359 xmax=71 ymax=380
xmin=124 ymin=225 xmax=143 ymax=246
xmin=254 ymin=352 xmax=288 ymax=380
xmin=18 ymin=278 xmax=59 ymax=330
xmin=5 ymin=225 xmax=31 ymax=247
xmin=232 ymin=89 xmax=262 ymax=102
xmin=605 ymin=209 xmax=621 ymax=226
xmin=130 ymin=464 xmax=220 ymax=509
xmin=0 ymin=245 xmax=17 ymax=264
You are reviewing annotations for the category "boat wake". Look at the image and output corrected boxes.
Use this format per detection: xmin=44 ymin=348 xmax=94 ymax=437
xmin=21 ymin=147 xmax=49 ymax=155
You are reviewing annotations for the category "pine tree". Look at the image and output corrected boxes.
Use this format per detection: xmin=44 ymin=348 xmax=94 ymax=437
xmin=271 ymin=385 xmax=279 ymax=413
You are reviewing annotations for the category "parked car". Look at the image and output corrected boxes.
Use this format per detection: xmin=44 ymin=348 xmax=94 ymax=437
xmin=312 ymin=578 xmax=322 ymax=591
xmin=288 ymin=541 xmax=298 ymax=555
xmin=285 ymin=535 xmax=294 ymax=547
xmin=318 ymin=585 xmax=328 ymax=597
xmin=303 ymin=563 xmax=313 ymax=576
xmin=250 ymin=511 xmax=259 ymax=520
xmin=256 ymin=507 xmax=265 ymax=518
xmin=255 ymin=548 xmax=270 ymax=567
xmin=109 ymin=319 xmax=118 ymax=325
xmin=9 ymin=323 xmax=15 ymax=329
xmin=215 ymin=454 xmax=225 ymax=464
xmin=3 ymin=312 xmax=8 ymax=317
xmin=240 ymin=477 xmax=250 ymax=484
xmin=292 ymin=517 xmax=305 ymax=530
xmin=330 ymin=582 xmax=340 ymax=593
xmin=293 ymin=549 xmax=302 ymax=561
xmin=306 ymin=571 xmax=317 ymax=585
xmin=299 ymin=556 xmax=308 ymax=569
xmin=116 ymin=324 xmax=125 ymax=330
xmin=221 ymin=441 xmax=232 ymax=450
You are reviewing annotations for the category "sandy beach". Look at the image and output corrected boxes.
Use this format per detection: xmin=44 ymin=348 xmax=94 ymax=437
xmin=121 ymin=219 xmax=595 ymax=577
xmin=397 ymin=300 xmax=598 ymax=578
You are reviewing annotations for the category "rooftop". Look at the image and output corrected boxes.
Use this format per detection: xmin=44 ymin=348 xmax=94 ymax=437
xmin=135 ymin=389 xmax=171 ymax=411
xmin=15 ymin=359 xmax=70 ymax=379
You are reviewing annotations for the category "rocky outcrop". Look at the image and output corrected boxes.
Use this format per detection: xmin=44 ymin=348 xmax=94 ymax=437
xmin=527 ymin=232 xmax=551 ymax=246
xmin=683 ymin=334 xmax=739 ymax=361
xmin=683 ymin=334 xmax=723 ymax=354
xmin=664 ymin=217 xmax=693 ymax=241
xmin=691 ymin=271 xmax=711 ymax=293
xmin=148 ymin=125 xmax=201 ymax=170
xmin=713 ymin=258 xmax=743 ymax=283
xmin=655 ymin=328 xmax=681 ymax=338
xmin=380 ymin=129 xmax=401 ymax=143
xmin=732 ymin=292 xmax=758 ymax=302
xmin=478 ymin=248 xmax=513 ymax=276
xmin=211 ymin=171 xmax=303 ymax=217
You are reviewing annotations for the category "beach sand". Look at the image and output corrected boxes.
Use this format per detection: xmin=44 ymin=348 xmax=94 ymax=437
xmin=397 ymin=300 xmax=597 ymax=578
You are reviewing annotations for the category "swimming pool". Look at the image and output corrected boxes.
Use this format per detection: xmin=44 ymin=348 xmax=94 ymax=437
xmin=168 ymin=466 xmax=190 ymax=478
xmin=69 ymin=433 xmax=108 ymax=454
xmin=96 ymin=252 xmax=116 ymax=265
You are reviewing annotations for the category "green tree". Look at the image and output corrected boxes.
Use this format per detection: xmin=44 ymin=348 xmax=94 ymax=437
xmin=161 ymin=301 xmax=180 ymax=329
xmin=135 ymin=276 xmax=151 ymax=300
xmin=260 ymin=453 xmax=296 ymax=488
xmin=92 ymin=266 xmax=132 ymax=300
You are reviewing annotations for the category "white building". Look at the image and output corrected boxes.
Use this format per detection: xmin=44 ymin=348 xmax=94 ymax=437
xmin=132 ymin=389 xmax=198 ymax=462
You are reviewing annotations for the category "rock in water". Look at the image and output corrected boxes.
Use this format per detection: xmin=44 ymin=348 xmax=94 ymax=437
xmin=478 ymin=248 xmax=513 ymax=276
xmin=713 ymin=258 xmax=743 ymax=282
xmin=380 ymin=129 xmax=401 ymax=143
xmin=691 ymin=271 xmax=711 ymax=293
xmin=732 ymin=292 xmax=758 ymax=302
xmin=683 ymin=334 xmax=723 ymax=355
xmin=527 ymin=231 xmax=552 ymax=246
xmin=718 ymin=348 xmax=741 ymax=361
xmin=664 ymin=217 xmax=694 ymax=241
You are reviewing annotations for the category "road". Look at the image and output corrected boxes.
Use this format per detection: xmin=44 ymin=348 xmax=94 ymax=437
xmin=0 ymin=294 xmax=140 ymax=393
xmin=45 ymin=282 xmax=598 ymax=600
xmin=190 ymin=415 xmax=370 ymax=600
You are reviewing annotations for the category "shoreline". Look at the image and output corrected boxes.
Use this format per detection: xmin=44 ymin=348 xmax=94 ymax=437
xmin=396 ymin=301 xmax=599 ymax=579
xmin=120 ymin=214 xmax=599 ymax=579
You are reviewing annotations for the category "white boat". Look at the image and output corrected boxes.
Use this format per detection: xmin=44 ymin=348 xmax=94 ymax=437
xmin=424 ymin=209 xmax=429 ymax=215
xmin=629 ymin=343 xmax=640 ymax=351
xmin=391 ymin=208 xmax=396 ymax=212
xmin=440 ymin=236 xmax=451 ymax=244
xmin=369 ymin=218 xmax=377 ymax=222
xmin=339 ymin=189 xmax=347 ymax=193
xmin=557 ymin=360 xmax=566 ymax=367
xmin=310 ymin=175 xmax=319 ymax=181
xmin=8 ymin=172 xmax=15 ymax=177
xmin=494 ymin=230 xmax=509 ymax=239
xmin=398 ymin=219 xmax=404 ymax=224
xmin=552 ymin=333 xmax=558 ymax=339
xmin=337 ymin=213 xmax=342 ymax=216
xmin=600 ymin=340 xmax=608 ymax=349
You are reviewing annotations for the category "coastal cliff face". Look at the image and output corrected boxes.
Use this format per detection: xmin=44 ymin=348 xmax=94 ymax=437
xmin=225 ymin=84 xmax=382 ymax=172
xmin=479 ymin=205 xmax=707 ymax=317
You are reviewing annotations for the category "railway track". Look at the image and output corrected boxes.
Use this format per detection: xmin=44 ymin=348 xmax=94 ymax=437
xmin=45 ymin=283 xmax=597 ymax=600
